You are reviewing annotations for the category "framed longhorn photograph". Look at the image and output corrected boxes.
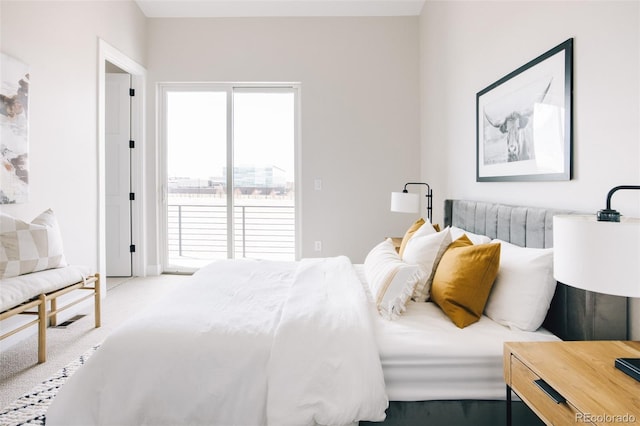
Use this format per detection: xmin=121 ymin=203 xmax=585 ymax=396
xmin=476 ymin=38 xmax=573 ymax=182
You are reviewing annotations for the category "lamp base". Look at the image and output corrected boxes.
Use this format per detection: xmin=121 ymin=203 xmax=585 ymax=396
xmin=615 ymin=358 xmax=640 ymax=382
xmin=597 ymin=209 xmax=621 ymax=222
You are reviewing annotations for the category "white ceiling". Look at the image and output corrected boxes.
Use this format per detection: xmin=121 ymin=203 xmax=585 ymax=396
xmin=134 ymin=0 xmax=426 ymax=18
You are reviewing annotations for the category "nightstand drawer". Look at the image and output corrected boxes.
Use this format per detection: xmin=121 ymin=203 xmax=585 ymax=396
xmin=510 ymin=355 xmax=594 ymax=425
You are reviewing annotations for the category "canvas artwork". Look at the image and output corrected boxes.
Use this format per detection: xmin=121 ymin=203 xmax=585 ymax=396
xmin=0 ymin=52 xmax=30 ymax=204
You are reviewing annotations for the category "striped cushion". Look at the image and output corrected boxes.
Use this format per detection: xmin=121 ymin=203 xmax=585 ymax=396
xmin=0 ymin=209 xmax=67 ymax=279
xmin=364 ymin=238 xmax=424 ymax=320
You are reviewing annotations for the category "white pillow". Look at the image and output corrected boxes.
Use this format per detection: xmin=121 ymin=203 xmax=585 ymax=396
xmin=484 ymin=239 xmax=556 ymax=331
xmin=0 ymin=209 xmax=68 ymax=279
xmin=410 ymin=218 xmax=437 ymax=238
xmin=402 ymin=227 xmax=452 ymax=302
xmin=450 ymin=226 xmax=491 ymax=245
xmin=364 ymin=239 xmax=424 ymax=320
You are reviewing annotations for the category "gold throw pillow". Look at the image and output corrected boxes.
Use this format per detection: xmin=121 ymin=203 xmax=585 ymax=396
xmin=430 ymin=235 xmax=501 ymax=328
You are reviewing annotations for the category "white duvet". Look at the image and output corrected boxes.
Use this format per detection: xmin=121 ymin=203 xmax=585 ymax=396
xmin=46 ymin=257 xmax=388 ymax=426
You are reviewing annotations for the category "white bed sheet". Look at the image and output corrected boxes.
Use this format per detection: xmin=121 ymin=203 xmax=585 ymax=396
xmin=47 ymin=258 xmax=388 ymax=426
xmin=353 ymin=264 xmax=560 ymax=402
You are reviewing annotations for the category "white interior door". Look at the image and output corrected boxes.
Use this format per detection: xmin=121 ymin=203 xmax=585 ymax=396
xmin=105 ymin=73 xmax=132 ymax=277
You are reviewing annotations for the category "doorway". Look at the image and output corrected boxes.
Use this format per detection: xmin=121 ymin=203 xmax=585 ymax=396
xmin=98 ymin=39 xmax=147 ymax=280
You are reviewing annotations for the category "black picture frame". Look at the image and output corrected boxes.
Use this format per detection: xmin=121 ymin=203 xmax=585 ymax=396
xmin=476 ymin=38 xmax=573 ymax=182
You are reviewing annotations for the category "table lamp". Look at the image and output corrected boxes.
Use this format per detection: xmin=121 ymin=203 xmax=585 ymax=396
xmin=553 ymin=185 xmax=640 ymax=381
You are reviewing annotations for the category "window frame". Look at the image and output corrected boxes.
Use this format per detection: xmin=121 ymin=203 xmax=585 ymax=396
xmin=158 ymin=82 xmax=301 ymax=273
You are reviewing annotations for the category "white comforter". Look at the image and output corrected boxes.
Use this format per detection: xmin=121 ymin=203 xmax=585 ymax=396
xmin=46 ymin=257 xmax=388 ymax=426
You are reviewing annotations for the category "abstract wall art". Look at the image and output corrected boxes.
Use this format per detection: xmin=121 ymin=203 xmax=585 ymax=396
xmin=1 ymin=52 xmax=30 ymax=204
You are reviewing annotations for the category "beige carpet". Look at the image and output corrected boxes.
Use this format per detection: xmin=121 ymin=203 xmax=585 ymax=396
xmin=0 ymin=274 xmax=189 ymax=409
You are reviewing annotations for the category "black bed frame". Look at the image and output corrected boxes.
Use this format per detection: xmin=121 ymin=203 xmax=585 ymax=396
xmin=362 ymin=199 xmax=628 ymax=426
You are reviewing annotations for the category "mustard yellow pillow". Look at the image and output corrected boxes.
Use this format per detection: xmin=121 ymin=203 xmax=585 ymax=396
xmin=430 ymin=235 xmax=501 ymax=328
xmin=398 ymin=218 xmax=425 ymax=257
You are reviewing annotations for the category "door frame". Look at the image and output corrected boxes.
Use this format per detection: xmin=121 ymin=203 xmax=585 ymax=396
xmin=98 ymin=39 xmax=147 ymax=279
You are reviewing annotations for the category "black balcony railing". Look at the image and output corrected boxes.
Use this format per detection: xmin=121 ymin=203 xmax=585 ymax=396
xmin=167 ymin=204 xmax=295 ymax=263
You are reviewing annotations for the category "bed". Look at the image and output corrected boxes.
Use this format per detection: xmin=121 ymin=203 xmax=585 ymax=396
xmin=45 ymin=199 xmax=628 ymax=426
xmin=361 ymin=200 xmax=628 ymax=426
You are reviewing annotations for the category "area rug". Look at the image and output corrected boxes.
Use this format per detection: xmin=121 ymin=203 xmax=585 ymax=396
xmin=0 ymin=345 xmax=99 ymax=426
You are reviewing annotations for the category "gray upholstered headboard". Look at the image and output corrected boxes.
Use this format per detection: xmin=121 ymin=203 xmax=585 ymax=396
xmin=444 ymin=199 xmax=628 ymax=341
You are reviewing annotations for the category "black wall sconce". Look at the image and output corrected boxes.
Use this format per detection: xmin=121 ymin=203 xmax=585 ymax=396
xmin=390 ymin=182 xmax=433 ymax=222
xmin=597 ymin=185 xmax=640 ymax=222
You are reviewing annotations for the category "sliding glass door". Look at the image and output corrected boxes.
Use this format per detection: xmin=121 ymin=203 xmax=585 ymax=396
xmin=165 ymin=89 xmax=228 ymax=270
xmin=232 ymin=89 xmax=296 ymax=260
xmin=160 ymin=84 xmax=298 ymax=273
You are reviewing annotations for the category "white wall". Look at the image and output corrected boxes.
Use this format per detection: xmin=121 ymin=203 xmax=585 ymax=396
xmin=419 ymin=1 xmax=640 ymax=337
xmin=145 ymin=17 xmax=420 ymax=265
xmin=0 ymin=1 xmax=147 ymax=273
xmin=0 ymin=1 xmax=146 ymax=348
xmin=4 ymin=1 xmax=636 ymax=337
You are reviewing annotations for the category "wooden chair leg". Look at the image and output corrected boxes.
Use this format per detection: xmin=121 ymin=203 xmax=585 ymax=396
xmin=50 ymin=297 xmax=57 ymax=327
xmin=38 ymin=294 xmax=46 ymax=363
xmin=94 ymin=273 xmax=101 ymax=328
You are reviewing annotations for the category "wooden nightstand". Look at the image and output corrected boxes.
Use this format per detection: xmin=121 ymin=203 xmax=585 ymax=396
xmin=504 ymin=341 xmax=640 ymax=426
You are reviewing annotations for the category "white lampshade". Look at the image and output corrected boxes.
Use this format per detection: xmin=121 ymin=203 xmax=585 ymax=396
xmin=390 ymin=192 xmax=419 ymax=213
xmin=553 ymin=215 xmax=640 ymax=298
